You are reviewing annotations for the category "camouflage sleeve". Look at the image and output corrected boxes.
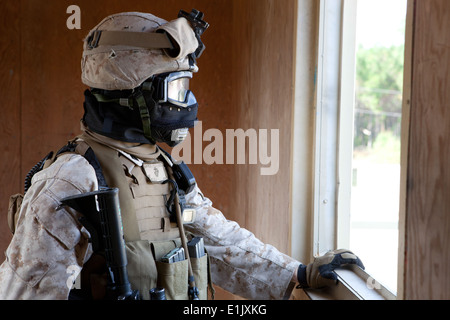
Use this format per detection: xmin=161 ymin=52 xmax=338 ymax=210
xmin=184 ymin=184 xmax=301 ymax=300
xmin=0 ymin=154 xmax=97 ymax=300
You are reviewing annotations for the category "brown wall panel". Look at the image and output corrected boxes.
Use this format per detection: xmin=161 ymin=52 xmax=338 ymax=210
xmin=0 ymin=0 xmax=21 ymax=251
xmin=230 ymin=0 xmax=296 ymax=251
xmin=406 ymin=0 xmax=450 ymax=300
xmin=20 ymin=0 xmax=87 ymax=176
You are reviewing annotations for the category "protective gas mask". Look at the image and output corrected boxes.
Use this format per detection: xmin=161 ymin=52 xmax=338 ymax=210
xmin=83 ymin=71 xmax=198 ymax=147
xmin=142 ymin=71 xmax=198 ymax=147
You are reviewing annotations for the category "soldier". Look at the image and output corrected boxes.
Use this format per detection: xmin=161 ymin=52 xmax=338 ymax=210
xmin=0 ymin=10 xmax=364 ymax=300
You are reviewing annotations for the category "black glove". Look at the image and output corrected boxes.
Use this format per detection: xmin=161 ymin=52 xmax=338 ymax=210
xmin=297 ymin=249 xmax=365 ymax=289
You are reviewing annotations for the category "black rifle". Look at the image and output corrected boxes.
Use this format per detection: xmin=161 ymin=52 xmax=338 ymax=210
xmin=61 ymin=188 xmax=139 ymax=300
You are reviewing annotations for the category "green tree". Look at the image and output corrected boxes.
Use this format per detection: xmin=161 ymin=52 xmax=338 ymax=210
xmin=354 ymin=44 xmax=404 ymax=152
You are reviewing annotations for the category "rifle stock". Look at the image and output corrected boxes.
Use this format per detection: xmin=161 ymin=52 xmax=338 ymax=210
xmin=61 ymin=188 xmax=139 ymax=300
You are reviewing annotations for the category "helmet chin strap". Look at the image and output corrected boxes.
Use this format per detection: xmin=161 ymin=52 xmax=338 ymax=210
xmin=89 ymin=88 xmax=157 ymax=145
xmin=89 ymin=75 xmax=197 ymax=146
xmin=133 ymin=90 xmax=156 ymax=145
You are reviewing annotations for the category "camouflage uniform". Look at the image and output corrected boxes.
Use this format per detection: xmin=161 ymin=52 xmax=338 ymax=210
xmin=184 ymin=187 xmax=299 ymax=300
xmin=0 ymin=154 xmax=96 ymax=299
xmin=0 ymin=147 xmax=299 ymax=300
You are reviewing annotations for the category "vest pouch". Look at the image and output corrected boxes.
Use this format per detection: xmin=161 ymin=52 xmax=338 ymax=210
xmin=125 ymin=240 xmax=158 ymax=300
xmin=153 ymin=239 xmax=211 ymax=300
xmin=7 ymin=193 xmax=23 ymax=234
xmin=156 ymin=259 xmax=189 ymax=300
xmin=103 ymin=239 xmax=185 ymax=300
xmin=190 ymin=254 xmax=209 ymax=300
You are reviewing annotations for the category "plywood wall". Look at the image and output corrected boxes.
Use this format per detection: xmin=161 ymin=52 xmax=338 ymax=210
xmin=0 ymin=0 xmax=22 ymax=253
xmin=405 ymin=0 xmax=450 ymax=300
xmin=0 ymin=0 xmax=297 ymax=299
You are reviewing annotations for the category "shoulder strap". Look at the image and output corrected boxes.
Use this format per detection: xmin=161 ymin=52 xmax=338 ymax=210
xmin=24 ymin=151 xmax=54 ymax=194
xmin=82 ymin=146 xmax=108 ymax=189
xmin=24 ymin=140 xmax=108 ymax=194
xmin=56 ymin=140 xmax=109 ymax=189
xmin=13 ymin=141 xmax=107 ymax=235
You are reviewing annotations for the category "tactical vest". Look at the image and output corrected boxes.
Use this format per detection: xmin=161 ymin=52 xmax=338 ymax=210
xmin=8 ymin=138 xmax=213 ymax=300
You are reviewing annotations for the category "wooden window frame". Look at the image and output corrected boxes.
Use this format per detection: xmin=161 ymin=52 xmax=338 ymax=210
xmin=291 ymin=0 xmax=413 ymax=300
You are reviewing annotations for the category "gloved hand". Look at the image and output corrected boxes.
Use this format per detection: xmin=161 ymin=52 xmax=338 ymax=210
xmin=297 ymin=249 xmax=365 ymax=289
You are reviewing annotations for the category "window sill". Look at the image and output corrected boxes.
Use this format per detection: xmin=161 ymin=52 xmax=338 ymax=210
xmin=303 ymin=265 xmax=397 ymax=300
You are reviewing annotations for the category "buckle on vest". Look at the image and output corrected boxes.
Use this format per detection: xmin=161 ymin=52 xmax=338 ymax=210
xmin=182 ymin=208 xmax=196 ymax=224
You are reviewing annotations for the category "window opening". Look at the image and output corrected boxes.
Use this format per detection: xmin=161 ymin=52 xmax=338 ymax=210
xmin=349 ymin=0 xmax=408 ymax=294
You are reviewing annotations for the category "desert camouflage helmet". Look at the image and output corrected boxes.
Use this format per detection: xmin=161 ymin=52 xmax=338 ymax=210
xmin=81 ymin=11 xmax=201 ymax=91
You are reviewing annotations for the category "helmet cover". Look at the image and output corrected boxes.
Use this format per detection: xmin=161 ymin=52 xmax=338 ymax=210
xmin=81 ymin=12 xmax=198 ymax=90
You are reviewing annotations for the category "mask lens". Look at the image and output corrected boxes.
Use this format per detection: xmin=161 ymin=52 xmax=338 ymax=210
xmin=167 ymin=77 xmax=190 ymax=103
